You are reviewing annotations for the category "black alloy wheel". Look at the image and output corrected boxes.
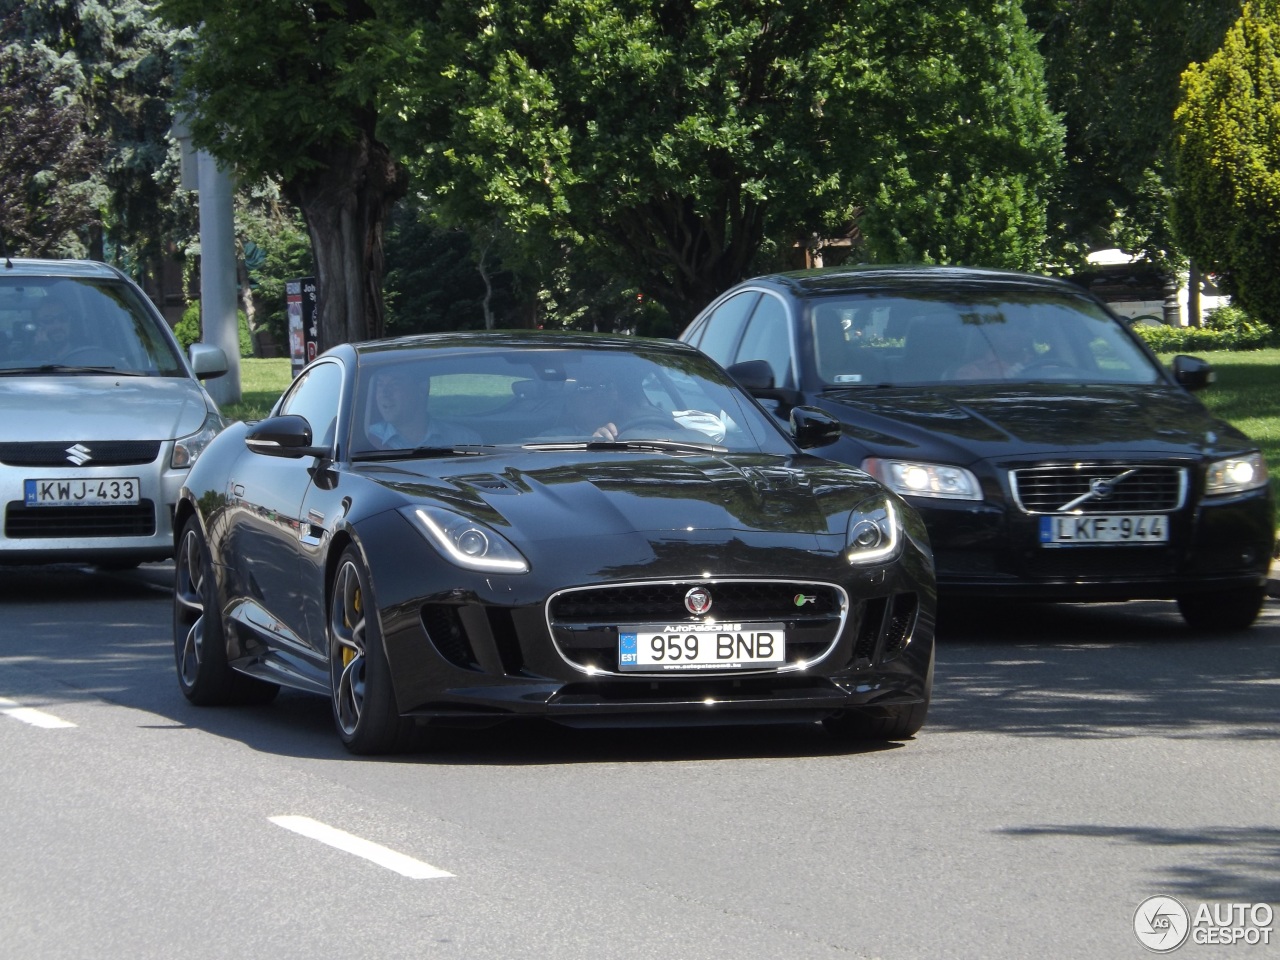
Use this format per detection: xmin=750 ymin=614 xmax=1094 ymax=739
xmin=173 ymin=515 xmax=279 ymax=706
xmin=328 ymin=547 xmax=419 ymax=754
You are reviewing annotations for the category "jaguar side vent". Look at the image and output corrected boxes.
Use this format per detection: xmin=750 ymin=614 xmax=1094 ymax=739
xmin=420 ymin=604 xmax=479 ymax=669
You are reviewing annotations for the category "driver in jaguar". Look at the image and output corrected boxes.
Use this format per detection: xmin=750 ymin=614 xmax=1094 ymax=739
xmin=589 ymin=380 xmax=656 ymax=441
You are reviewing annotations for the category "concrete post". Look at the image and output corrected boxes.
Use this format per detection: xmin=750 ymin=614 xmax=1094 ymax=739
xmin=197 ymin=151 xmax=241 ymax=406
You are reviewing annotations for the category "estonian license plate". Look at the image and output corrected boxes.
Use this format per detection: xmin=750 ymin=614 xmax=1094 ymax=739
xmin=24 ymin=477 xmax=140 ymax=507
xmin=1040 ymin=514 xmax=1168 ymax=545
xmin=618 ymin=622 xmax=786 ymax=672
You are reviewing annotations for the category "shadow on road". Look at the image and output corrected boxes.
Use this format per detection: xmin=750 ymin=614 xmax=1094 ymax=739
xmin=1001 ymin=823 xmax=1280 ymax=903
xmin=929 ymin=598 xmax=1280 ymax=740
xmin=4 ymin=565 xmax=1279 ymax=759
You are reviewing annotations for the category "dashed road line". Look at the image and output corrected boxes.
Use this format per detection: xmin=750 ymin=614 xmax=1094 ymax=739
xmin=269 ymin=815 xmax=453 ymax=879
xmin=0 ymin=696 xmax=77 ymax=729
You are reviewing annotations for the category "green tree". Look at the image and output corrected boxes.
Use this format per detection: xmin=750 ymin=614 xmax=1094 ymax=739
xmin=1 ymin=0 xmax=190 ymax=265
xmin=392 ymin=0 xmax=1062 ymax=328
xmin=235 ymin=187 xmax=314 ymax=351
xmin=160 ymin=0 xmax=408 ymax=348
xmin=0 ymin=15 xmax=104 ymax=255
xmin=852 ymin=1 xmax=1063 ymax=269
xmin=1173 ymin=0 xmax=1280 ymax=327
xmin=1024 ymin=0 xmax=1240 ymax=265
xmin=382 ymin=205 xmax=521 ymax=335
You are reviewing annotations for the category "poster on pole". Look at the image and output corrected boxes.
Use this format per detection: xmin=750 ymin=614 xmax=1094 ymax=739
xmin=286 ymin=277 xmax=318 ymax=378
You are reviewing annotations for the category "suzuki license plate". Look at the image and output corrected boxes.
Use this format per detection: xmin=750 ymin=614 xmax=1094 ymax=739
xmin=24 ymin=478 xmax=140 ymax=507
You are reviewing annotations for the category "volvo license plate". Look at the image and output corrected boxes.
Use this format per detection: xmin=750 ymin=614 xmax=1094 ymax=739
xmin=24 ymin=478 xmax=140 ymax=507
xmin=618 ymin=622 xmax=786 ymax=671
xmin=1040 ymin=514 xmax=1167 ymax=545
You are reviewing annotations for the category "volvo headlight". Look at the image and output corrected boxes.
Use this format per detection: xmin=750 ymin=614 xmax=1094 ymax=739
xmin=1205 ymin=453 xmax=1268 ymax=496
xmin=171 ymin=412 xmax=225 ymax=469
xmin=846 ymin=495 xmax=902 ymax=565
xmin=862 ymin=457 xmax=982 ymax=500
xmin=400 ymin=505 xmax=529 ymax=573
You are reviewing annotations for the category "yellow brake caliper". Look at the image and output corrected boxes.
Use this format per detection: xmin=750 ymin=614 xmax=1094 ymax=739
xmin=342 ymin=585 xmax=361 ymax=667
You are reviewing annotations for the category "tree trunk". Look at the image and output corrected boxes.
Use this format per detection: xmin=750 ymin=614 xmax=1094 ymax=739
xmin=235 ymin=250 xmax=256 ymax=352
xmin=1187 ymin=260 xmax=1202 ymax=328
xmin=285 ymin=134 xmax=406 ymax=350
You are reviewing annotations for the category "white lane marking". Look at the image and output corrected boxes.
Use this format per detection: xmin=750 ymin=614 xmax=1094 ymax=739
xmin=269 ymin=815 xmax=453 ymax=879
xmin=0 ymin=697 xmax=77 ymax=729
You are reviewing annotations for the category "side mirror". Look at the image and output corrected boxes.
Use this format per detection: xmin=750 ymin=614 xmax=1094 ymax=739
xmin=790 ymin=405 xmax=842 ymax=449
xmin=726 ymin=359 xmax=775 ymax=392
xmin=726 ymin=359 xmax=804 ymax=412
xmin=245 ymin=415 xmax=329 ymax=459
xmin=1171 ymin=355 xmax=1214 ymax=392
xmin=189 ymin=342 xmax=229 ymax=380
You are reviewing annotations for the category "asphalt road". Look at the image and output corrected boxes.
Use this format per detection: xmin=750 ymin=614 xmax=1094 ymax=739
xmin=2 ymin=562 xmax=1277 ymax=960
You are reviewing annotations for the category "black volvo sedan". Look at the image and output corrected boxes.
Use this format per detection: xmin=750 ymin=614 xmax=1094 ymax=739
xmin=680 ymin=266 xmax=1274 ymax=630
xmin=172 ymin=332 xmax=935 ymax=753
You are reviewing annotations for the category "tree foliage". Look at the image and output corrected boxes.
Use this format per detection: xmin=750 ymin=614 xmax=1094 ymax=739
xmin=1172 ymin=0 xmax=1280 ymax=326
xmin=0 ymin=14 xmax=104 ymax=255
xmin=160 ymin=0 xmax=409 ymax=348
xmin=0 ymin=0 xmax=189 ymax=263
xmin=852 ymin=2 xmax=1063 ymax=270
xmin=391 ymin=0 xmax=1063 ymax=328
xmin=1024 ymin=0 xmax=1240 ymax=265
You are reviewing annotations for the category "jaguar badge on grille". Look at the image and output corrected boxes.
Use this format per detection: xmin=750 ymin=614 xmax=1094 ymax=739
xmin=684 ymin=587 xmax=713 ymax=615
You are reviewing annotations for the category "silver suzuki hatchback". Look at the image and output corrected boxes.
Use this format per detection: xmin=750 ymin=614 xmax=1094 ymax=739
xmin=1 ymin=258 xmax=228 ymax=567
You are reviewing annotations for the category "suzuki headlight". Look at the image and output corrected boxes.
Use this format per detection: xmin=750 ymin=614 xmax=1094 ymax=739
xmin=1205 ymin=453 xmax=1268 ymax=495
xmin=400 ymin=505 xmax=529 ymax=573
xmin=846 ymin=495 xmax=901 ymax=565
xmin=862 ymin=457 xmax=981 ymax=500
xmin=171 ymin=412 xmax=225 ymax=469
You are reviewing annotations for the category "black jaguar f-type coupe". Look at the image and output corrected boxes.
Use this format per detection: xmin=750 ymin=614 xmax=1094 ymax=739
xmin=172 ymin=332 xmax=935 ymax=754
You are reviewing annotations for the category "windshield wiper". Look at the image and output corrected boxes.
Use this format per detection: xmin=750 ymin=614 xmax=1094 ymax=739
xmin=523 ymin=439 xmax=729 ymax=455
xmin=0 ymin=364 xmax=143 ymax=376
xmin=352 ymin=444 xmax=492 ymax=462
xmin=821 ymin=383 xmax=897 ymax=393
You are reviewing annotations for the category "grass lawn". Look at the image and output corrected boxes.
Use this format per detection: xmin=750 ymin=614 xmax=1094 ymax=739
xmin=215 ymin=350 xmax=1280 ymax=526
xmin=219 ymin=357 xmax=293 ymax=423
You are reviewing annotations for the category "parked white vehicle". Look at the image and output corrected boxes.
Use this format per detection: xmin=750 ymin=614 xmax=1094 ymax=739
xmin=1072 ymin=248 xmax=1228 ymax=327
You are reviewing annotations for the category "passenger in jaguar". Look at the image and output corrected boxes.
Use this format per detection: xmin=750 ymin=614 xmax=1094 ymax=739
xmin=367 ymin=367 xmax=480 ymax=448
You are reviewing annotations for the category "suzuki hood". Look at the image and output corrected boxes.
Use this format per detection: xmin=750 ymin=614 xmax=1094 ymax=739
xmin=0 ymin=376 xmax=215 ymax=443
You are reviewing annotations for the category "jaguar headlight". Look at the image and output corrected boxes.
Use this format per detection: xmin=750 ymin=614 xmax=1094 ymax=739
xmin=1205 ymin=453 xmax=1268 ymax=496
xmin=862 ymin=457 xmax=982 ymax=500
xmin=846 ymin=495 xmax=901 ymax=565
xmin=400 ymin=505 xmax=529 ymax=573
xmin=171 ymin=411 xmax=225 ymax=469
